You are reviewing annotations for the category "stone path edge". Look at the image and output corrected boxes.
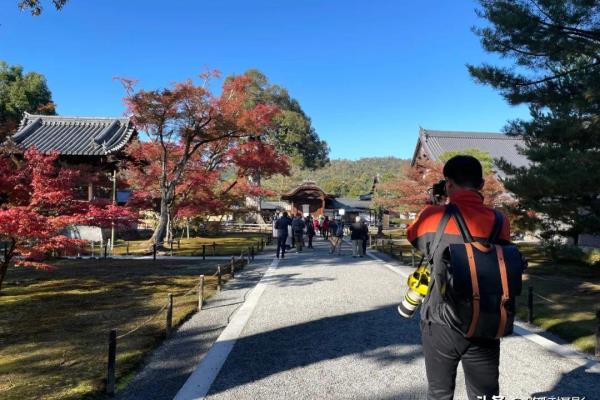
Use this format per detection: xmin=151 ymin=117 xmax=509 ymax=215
xmin=173 ymin=258 xmax=280 ymax=400
xmin=364 ymin=245 xmax=600 ymax=373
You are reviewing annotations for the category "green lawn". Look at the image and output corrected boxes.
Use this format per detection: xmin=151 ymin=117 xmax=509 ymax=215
xmin=516 ymin=243 xmax=600 ymax=354
xmin=94 ymin=233 xmax=271 ymax=257
xmin=0 ymin=258 xmax=237 ymax=400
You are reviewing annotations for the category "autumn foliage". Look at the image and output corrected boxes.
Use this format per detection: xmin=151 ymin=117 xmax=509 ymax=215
xmin=119 ymin=71 xmax=289 ymax=245
xmin=375 ymin=159 xmax=511 ymax=215
xmin=0 ymin=148 xmax=137 ymax=291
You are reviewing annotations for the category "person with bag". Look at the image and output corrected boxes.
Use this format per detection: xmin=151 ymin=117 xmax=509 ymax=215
xmin=305 ymin=215 xmax=316 ymax=249
xmin=274 ymin=212 xmax=292 ymax=259
xmin=291 ymin=213 xmax=306 ymax=252
xmin=329 ymin=217 xmax=344 ymax=255
xmin=349 ymin=216 xmax=366 ymax=257
xmin=406 ymin=155 xmax=526 ymax=400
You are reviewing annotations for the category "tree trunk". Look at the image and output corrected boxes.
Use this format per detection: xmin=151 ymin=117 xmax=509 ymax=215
xmin=150 ymin=195 xmax=171 ymax=248
xmin=0 ymin=261 xmax=8 ymax=293
xmin=0 ymin=240 xmax=15 ymax=293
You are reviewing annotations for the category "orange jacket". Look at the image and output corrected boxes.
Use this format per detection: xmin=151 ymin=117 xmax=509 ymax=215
xmin=406 ymin=190 xmax=511 ymax=325
xmin=407 ymin=190 xmax=510 ymax=254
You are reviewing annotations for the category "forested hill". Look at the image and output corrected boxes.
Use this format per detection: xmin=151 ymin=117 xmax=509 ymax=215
xmin=263 ymin=157 xmax=409 ymax=198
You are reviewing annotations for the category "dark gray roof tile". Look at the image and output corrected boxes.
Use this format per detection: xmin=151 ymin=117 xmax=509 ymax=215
xmin=10 ymin=113 xmax=136 ymax=156
xmin=416 ymin=129 xmax=530 ymax=174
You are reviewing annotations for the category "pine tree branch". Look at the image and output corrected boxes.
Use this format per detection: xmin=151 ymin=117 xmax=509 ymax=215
xmin=515 ymin=60 xmax=600 ymax=87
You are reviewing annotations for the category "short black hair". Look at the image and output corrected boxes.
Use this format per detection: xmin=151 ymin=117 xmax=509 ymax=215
xmin=443 ymin=155 xmax=483 ymax=189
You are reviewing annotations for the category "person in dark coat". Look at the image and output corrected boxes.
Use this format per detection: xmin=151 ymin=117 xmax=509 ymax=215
xmin=291 ymin=213 xmax=306 ymax=252
xmin=274 ymin=212 xmax=292 ymax=259
xmin=349 ymin=216 xmax=367 ymax=257
xmin=305 ymin=215 xmax=315 ymax=248
xmin=361 ymin=218 xmax=369 ymax=255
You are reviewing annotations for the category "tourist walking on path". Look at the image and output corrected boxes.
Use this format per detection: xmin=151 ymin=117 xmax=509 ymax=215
xmin=305 ymin=215 xmax=315 ymax=248
xmin=361 ymin=218 xmax=369 ymax=255
xmin=313 ymin=217 xmax=320 ymax=237
xmin=291 ymin=213 xmax=306 ymax=252
xmin=350 ymin=216 xmax=367 ymax=257
xmin=274 ymin=212 xmax=292 ymax=259
xmin=329 ymin=217 xmax=344 ymax=255
xmin=322 ymin=216 xmax=330 ymax=240
xmin=407 ymin=155 xmax=519 ymax=400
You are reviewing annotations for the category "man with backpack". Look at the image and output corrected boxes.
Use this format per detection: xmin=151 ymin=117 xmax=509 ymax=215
xmin=291 ymin=213 xmax=306 ymax=252
xmin=406 ymin=155 xmax=526 ymax=400
xmin=329 ymin=217 xmax=344 ymax=255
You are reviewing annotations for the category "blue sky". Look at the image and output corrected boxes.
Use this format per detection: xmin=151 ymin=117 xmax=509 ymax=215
xmin=0 ymin=0 xmax=529 ymax=160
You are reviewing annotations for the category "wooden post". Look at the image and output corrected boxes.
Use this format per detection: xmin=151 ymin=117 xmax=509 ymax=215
xmin=198 ymin=275 xmax=205 ymax=310
xmin=166 ymin=293 xmax=173 ymax=338
xmin=170 ymin=240 xmax=173 ymax=257
xmin=389 ymin=241 xmax=393 ymax=257
xmin=126 ymin=241 xmax=129 ymax=256
xmin=251 ymin=246 xmax=255 ymax=261
xmin=106 ymin=329 xmax=116 ymax=396
xmin=177 ymin=239 xmax=181 ymax=250
xmin=104 ymin=242 xmax=108 ymax=259
xmin=528 ymin=286 xmax=534 ymax=323
xmin=230 ymin=256 xmax=235 ymax=278
xmin=217 ymin=266 xmax=222 ymax=291
xmin=202 ymin=244 xmax=206 ymax=260
xmin=153 ymin=244 xmax=157 ymax=261
xmin=595 ymin=309 xmax=600 ymax=358
xmin=212 ymin=242 xmax=216 ymax=256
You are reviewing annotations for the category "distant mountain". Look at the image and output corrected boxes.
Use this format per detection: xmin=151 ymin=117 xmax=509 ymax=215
xmin=263 ymin=157 xmax=409 ymax=198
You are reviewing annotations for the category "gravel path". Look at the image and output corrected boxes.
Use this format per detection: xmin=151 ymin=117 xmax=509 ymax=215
xmin=116 ymin=258 xmax=272 ymax=400
xmin=199 ymin=237 xmax=600 ymax=400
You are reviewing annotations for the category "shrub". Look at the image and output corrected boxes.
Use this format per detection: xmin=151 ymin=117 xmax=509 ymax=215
xmin=583 ymin=248 xmax=600 ymax=266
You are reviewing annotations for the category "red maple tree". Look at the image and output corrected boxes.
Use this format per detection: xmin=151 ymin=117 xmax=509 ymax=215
xmin=119 ymin=71 xmax=286 ymax=246
xmin=0 ymin=148 xmax=137 ymax=292
xmin=375 ymin=160 xmax=511 ymax=215
xmin=123 ymin=138 xmax=289 ymax=238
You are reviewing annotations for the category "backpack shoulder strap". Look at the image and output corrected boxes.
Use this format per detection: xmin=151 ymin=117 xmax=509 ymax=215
xmin=488 ymin=210 xmax=504 ymax=244
xmin=447 ymin=203 xmax=474 ymax=243
xmin=427 ymin=206 xmax=452 ymax=264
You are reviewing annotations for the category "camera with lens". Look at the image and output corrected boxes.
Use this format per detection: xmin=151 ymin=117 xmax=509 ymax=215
xmin=398 ymin=264 xmax=430 ymax=318
xmin=428 ymin=179 xmax=447 ymax=205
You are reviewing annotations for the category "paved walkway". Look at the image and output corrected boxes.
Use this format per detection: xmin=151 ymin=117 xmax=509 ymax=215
xmin=122 ymin=236 xmax=600 ymax=399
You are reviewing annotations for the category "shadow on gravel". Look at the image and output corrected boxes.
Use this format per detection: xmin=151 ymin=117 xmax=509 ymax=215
xmin=207 ymin=304 xmax=423 ymax=395
xmin=530 ymin=364 xmax=600 ymax=399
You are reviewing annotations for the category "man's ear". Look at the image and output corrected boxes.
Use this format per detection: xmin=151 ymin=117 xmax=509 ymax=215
xmin=477 ymin=179 xmax=484 ymax=190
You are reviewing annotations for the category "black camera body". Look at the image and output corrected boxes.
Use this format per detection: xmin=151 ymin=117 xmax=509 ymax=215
xmin=429 ymin=179 xmax=447 ymax=205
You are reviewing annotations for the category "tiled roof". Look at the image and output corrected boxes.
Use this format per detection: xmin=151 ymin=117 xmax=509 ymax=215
xmin=281 ymin=181 xmax=330 ymax=200
xmin=10 ymin=113 xmax=136 ymax=156
xmin=414 ymin=129 xmax=529 ymax=171
xmin=260 ymin=200 xmax=288 ymax=210
xmin=327 ymin=198 xmax=372 ymax=211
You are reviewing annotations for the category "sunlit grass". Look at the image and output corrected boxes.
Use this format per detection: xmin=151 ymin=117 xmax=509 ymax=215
xmin=107 ymin=233 xmax=270 ymax=256
xmin=0 ymin=258 xmax=235 ymax=400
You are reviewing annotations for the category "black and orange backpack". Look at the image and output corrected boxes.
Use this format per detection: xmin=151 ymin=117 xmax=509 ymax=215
xmin=430 ymin=203 xmax=527 ymax=339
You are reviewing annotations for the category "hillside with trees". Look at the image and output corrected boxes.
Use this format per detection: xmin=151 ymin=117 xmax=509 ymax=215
xmin=263 ymin=157 xmax=409 ymax=198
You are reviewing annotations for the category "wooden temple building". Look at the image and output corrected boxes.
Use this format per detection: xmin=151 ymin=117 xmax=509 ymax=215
xmin=6 ymin=112 xmax=137 ymax=202
xmin=279 ymin=181 xmax=376 ymax=222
